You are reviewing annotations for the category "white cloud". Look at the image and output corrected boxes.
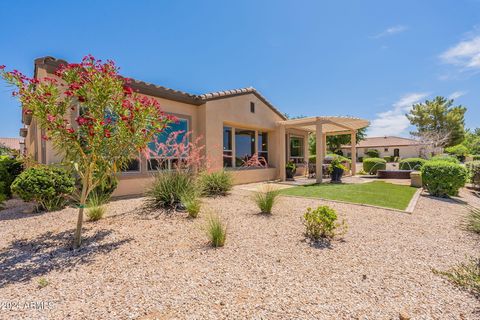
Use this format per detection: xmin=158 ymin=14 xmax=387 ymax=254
xmin=367 ymin=93 xmax=429 ymax=137
xmin=372 ymin=25 xmax=408 ymax=39
xmin=440 ymin=36 xmax=480 ymax=69
xmin=448 ymin=91 xmax=467 ymax=100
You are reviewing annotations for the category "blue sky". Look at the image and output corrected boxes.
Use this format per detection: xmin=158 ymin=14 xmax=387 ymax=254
xmin=1 ymin=0 xmax=479 ymax=138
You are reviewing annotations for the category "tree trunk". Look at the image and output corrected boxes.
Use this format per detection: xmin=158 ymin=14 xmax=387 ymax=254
xmin=73 ymin=179 xmax=89 ymax=248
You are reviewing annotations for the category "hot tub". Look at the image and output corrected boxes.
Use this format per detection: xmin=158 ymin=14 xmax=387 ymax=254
xmin=377 ymin=170 xmax=412 ymax=179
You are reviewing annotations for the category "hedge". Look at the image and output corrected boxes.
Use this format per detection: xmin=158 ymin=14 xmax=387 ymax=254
xmin=399 ymin=158 xmax=427 ymax=170
xmin=0 ymin=156 xmax=23 ymax=198
xmin=430 ymin=154 xmax=460 ymax=164
xmin=421 ymin=160 xmax=469 ymax=197
xmin=11 ymin=166 xmax=75 ymax=211
xmin=363 ymin=158 xmax=386 ymax=175
xmin=466 ymin=161 xmax=480 ymax=187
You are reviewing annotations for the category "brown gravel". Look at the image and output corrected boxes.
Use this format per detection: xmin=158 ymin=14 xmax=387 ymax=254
xmin=0 ymin=187 xmax=479 ymax=319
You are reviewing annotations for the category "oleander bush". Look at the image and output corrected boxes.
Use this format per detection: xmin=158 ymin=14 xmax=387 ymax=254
xmin=362 ymin=158 xmax=386 ymax=174
xmin=199 ymin=170 xmax=233 ymax=197
xmin=466 ymin=161 xmax=480 ymax=188
xmin=11 ymin=166 xmax=75 ymax=211
xmin=421 ymin=160 xmax=468 ymax=197
xmin=205 ymin=214 xmax=226 ymax=247
xmin=146 ymin=170 xmax=197 ymax=210
xmin=252 ymin=185 xmax=281 ymax=214
xmin=303 ymin=205 xmax=347 ymax=241
xmin=0 ymin=155 xmax=23 ymax=198
xmin=430 ymin=154 xmax=460 ymax=163
xmin=399 ymin=158 xmax=427 ymax=170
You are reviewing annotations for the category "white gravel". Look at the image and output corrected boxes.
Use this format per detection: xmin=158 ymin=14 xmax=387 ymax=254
xmin=0 ymin=188 xmax=479 ymax=319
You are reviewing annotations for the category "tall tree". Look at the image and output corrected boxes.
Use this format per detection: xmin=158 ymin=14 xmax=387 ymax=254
xmin=462 ymin=128 xmax=480 ymax=155
xmin=1 ymin=56 xmax=172 ymax=247
xmin=406 ymin=96 xmax=466 ymax=147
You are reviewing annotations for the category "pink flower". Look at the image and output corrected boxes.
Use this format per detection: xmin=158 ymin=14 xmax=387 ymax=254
xmin=76 ymin=116 xmax=88 ymax=125
xmin=123 ymin=86 xmax=133 ymax=95
xmin=0 ymin=65 xmax=5 ymax=70
xmin=67 ymin=128 xmax=75 ymax=134
xmin=47 ymin=114 xmax=56 ymax=122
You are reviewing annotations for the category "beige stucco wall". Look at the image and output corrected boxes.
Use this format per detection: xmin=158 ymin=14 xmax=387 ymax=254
xmin=341 ymin=145 xmax=421 ymax=159
xmin=30 ymin=64 xmax=310 ymax=197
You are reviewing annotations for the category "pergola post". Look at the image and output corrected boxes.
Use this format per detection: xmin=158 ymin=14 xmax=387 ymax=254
xmin=351 ymin=130 xmax=357 ymax=176
xmin=279 ymin=124 xmax=286 ymax=181
xmin=315 ymin=121 xmax=323 ymax=183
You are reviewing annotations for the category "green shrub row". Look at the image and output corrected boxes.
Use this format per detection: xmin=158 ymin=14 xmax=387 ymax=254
xmin=421 ymin=160 xmax=468 ymax=197
xmin=362 ymin=158 xmax=386 ymax=174
xmin=399 ymin=158 xmax=427 ymax=170
xmin=466 ymin=161 xmax=480 ymax=187
xmin=0 ymin=156 xmax=23 ymax=198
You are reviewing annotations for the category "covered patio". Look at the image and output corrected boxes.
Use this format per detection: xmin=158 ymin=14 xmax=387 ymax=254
xmin=277 ymin=116 xmax=370 ymax=183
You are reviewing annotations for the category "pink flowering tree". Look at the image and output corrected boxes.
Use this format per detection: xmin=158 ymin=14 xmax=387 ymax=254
xmin=0 ymin=56 xmax=173 ymax=247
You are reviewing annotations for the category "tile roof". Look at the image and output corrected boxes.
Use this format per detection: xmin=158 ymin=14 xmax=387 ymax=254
xmin=34 ymin=57 xmax=287 ymax=120
xmin=0 ymin=137 xmax=23 ymax=150
xmin=342 ymin=136 xmax=420 ymax=148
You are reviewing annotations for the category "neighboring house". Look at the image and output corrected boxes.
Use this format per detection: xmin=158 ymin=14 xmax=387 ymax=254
xmin=23 ymin=57 xmax=368 ymax=196
xmin=340 ymin=136 xmax=422 ymax=159
xmin=0 ymin=137 xmax=25 ymax=154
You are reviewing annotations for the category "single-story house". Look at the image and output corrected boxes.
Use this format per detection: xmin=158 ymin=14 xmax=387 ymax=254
xmin=340 ymin=136 xmax=422 ymax=159
xmin=22 ymin=57 xmax=368 ymax=196
xmin=0 ymin=137 xmax=25 ymax=154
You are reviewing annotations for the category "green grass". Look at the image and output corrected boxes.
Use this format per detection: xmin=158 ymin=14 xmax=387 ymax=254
xmin=280 ymin=181 xmax=417 ymax=210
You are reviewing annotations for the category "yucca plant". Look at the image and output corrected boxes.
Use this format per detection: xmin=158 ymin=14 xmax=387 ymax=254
xmin=205 ymin=214 xmax=227 ymax=247
xmin=465 ymin=206 xmax=480 ymax=234
xmin=181 ymin=193 xmax=201 ymax=218
xmin=86 ymin=192 xmax=106 ymax=221
xmin=252 ymin=185 xmax=280 ymax=214
xmin=199 ymin=170 xmax=233 ymax=197
xmin=146 ymin=170 xmax=197 ymax=210
xmin=435 ymin=257 xmax=480 ymax=297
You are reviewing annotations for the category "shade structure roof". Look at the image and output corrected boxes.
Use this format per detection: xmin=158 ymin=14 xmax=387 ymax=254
xmin=278 ymin=116 xmax=369 ymax=134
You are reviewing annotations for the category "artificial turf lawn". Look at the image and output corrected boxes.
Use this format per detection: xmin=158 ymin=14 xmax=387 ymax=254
xmin=280 ymin=181 xmax=417 ymax=210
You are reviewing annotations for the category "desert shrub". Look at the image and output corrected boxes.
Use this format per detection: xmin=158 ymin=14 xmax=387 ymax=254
xmin=0 ymin=191 xmax=6 ymax=209
xmin=205 ymin=214 xmax=226 ymax=247
xmin=473 ymin=155 xmax=480 ymax=161
xmin=362 ymin=158 xmax=386 ymax=174
xmin=86 ymin=192 xmax=107 ymax=221
xmin=303 ymin=206 xmax=347 ymax=241
xmin=89 ymin=174 xmax=118 ymax=204
xmin=199 ymin=170 xmax=233 ymax=196
xmin=466 ymin=161 xmax=480 ymax=187
xmin=358 ymin=156 xmax=364 ymax=162
xmin=430 ymin=154 xmax=460 ymax=163
xmin=253 ymin=185 xmax=280 ymax=214
xmin=365 ymin=149 xmax=379 ymax=158
xmin=445 ymin=144 xmax=469 ymax=162
xmin=0 ymin=156 xmax=23 ymax=197
xmin=465 ymin=206 xmax=480 ymax=234
xmin=11 ymin=166 xmax=75 ymax=211
xmin=435 ymin=257 xmax=480 ymax=297
xmin=383 ymin=156 xmax=394 ymax=162
xmin=399 ymin=158 xmax=427 ymax=170
xmin=181 ymin=193 xmax=201 ymax=218
xmin=421 ymin=160 xmax=468 ymax=197
xmin=146 ymin=170 xmax=197 ymax=210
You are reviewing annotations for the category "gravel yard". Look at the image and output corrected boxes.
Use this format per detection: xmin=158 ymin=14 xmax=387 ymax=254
xmin=1 ymin=188 xmax=479 ymax=319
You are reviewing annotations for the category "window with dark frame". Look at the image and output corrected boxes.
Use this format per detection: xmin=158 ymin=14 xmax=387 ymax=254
xmin=223 ymin=126 xmax=233 ymax=167
xmin=258 ymin=131 xmax=268 ymax=164
xmin=122 ymin=158 xmax=141 ymax=172
xmin=289 ymin=136 xmax=304 ymax=164
xmin=235 ymin=129 xmax=255 ymax=167
xmin=250 ymin=102 xmax=255 ymax=113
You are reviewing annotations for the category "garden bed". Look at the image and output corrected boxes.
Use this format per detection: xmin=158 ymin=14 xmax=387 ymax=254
xmin=0 ymin=190 xmax=479 ymax=319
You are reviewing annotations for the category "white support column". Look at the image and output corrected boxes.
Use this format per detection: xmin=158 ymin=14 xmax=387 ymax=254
xmin=279 ymin=125 xmax=286 ymax=181
xmin=351 ymin=130 xmax=357 ymax=176
xmin=315 ymin=121 xmax=323 ymax=183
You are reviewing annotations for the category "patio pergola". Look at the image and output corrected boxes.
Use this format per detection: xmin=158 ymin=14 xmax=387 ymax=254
xmin=277 ymin=116 xmax=370 ymax=183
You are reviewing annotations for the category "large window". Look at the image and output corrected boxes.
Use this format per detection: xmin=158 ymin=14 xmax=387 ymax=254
xmin=223 ymin=126 xmax=269 ymax=168
xmin=147 ymin=118 xmax=189 ymax=171
xmin=235 ymin=129 xmax=255 ymax=167
xmin=258 ymin=131 xmax=268 ymax=163
xmin=122 ymin=158 xmax=141 ymax=172
xmin=289 ymin=136 xmax=304 ymax=164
